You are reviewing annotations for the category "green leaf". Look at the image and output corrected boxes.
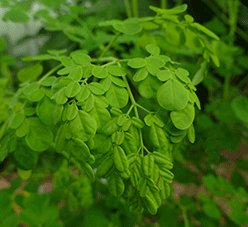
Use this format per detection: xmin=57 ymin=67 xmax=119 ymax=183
xmin=122 ymin=131 xmax=139 ymax=155
xmin=40 ymin=76 xmax=57 ymax=87
xmin=16 ymin=119 xmax=29 ymax=138
xmin=36 ymin=96 xmax=62 ymax=125
xmin=82 ymin=162 xmax=95 ymax=181
xmin=60 ymin=56 xmax=74 ymax=66
xmin=13 ymin=142 xmax=38 ymax=170
xmin=106 ymin=84 xmax=128 ymax=108
xmin=68 ymin=66 xmax=83 ymax=81
xmin=203 ymin=201 xmax=221 ymax=220
xmin=75 ymin=110 xmax=97 ymax=141
xmin=70 ymin=51 xmax=91 ymax=66
xmin=138 ymin=76 xmax=160 ymax=99
xmin=101 ymin=77 xmax=112 ymax=91
xmin=57 ymin=66 xmax=77 ymax=75
xmin=149 ymin=124 xmax=169 ymax=148
xmin=156 ymin=69 xmax=173 ymax=82
xmin=113 ymin=146 xmax=129 ymax=172
xmin=165 ymin=24 xmax=182 ymax=46
xmin=64 ymin=81 xmax=81 ymax=98
xmin=54 ymin=88 xmax=68 ymax=104
xmin=22 ymin=83 xmax=45 ymax=102
xmin=133 ymin=68 xmax=148 ymax=82
xmin=88 ymin=82 xmax=105 ymax=95
xmin=112 ymin=131 xmax=125 ymax=145
xmin=192 ymin=23 xmax=219 ymax=40
xmin=18 ymin=169 xmax=32 ymax=180
xmin=157 ymin=79 xmax=189 ymax=111
xmin=113 ymin=18 xmax=142 ymax=35
xmin=144 ymin=195 xmax=158 ymax=215
xmin=131 ymin=117 xmax=145 ymax=128
xmin=22 ymin=54 xmax=58 ymax=61
xmin=175 ymin=68 xmax=191 ymax=84
xmin=9 ymin=110 xmax=25 ymax=129
xmin=83 ymin=94 xmax=95 ymax=112
xmin=89 ymin=101 xmax=111 ymax=129
xmin=110 ymin=76 xmax=126 ymax=87
xmin=170 ymin=103 xmax=195 ymax=130
xmin=128 ymin=58 xmax=146 ymax=68
xmin=109 ymin=174 xmax=125 ymax=197
xmin=231 ymin=96 xmax=248 ymax=125
xmin=150 ymin=4 xmax=187 ymax=15
xmin=0 ymin=37 xmax=6 ymax=52
xmin=17 ymin=64 xmax=43 ymax=82
xmin=96 ymin=155 xmax=114 ymax=177
xmin=64 ymin=102 xmax=78 ymax=121
xmin=190 ymin=90 xmax=201 ymax=110
xmin=0 ymin=134 xmax=17 ymax=162
xmin=76 ymin=85 xmax=91 ymax=102
xmin=145 ymin=44 xmax=160 ymax=56
xmin=25 ymin=118 xmax=54 ymax=152
xmin=3 ymin=8 xmax=29 ymax=22
xmin=40 ymin=0 xmax=65 ymax=8
xmin=92 ymin=66 xmax=108 ymax=78
xmin=152 ymin=115 xmax=165 ymax=127
xmin=192 ymin=61 xmax=208 ymax=86
xmin=146 ymin=56 xmax=165 ymax=75
xmin=68 ymin=137 xmax=92 ymax=162
xmin=55 ymin=124 xmax=68 ymax=151
xmin=107 ymin=65 xmax=126 ymax=77
xmin=187 ymin=124 xmax=195 ymax=143
xmin=142 ymin=154 xmax=155 ymax=177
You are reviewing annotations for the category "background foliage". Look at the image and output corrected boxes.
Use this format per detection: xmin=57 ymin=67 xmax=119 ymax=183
xmin=0 ymin=0 xmax=247 ymax=226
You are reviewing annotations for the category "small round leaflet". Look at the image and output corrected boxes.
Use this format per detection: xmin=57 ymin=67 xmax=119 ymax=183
xmin=25 ymin=118 xmax=53 ymax=152
xmin=157 ymin=79 xmax=189 ymax=111
xmin=170 ymin=103 xmax=195 ymax=130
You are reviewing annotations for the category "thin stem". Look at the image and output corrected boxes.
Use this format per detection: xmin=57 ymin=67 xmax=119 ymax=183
xmin=182 ymin=207 xmax=190 ymax=227
xmin=124 ymin=0 xmax=132 ymax=18
xmin=201 ymin=0 xmax=248 ymax=43
xmin=161 ymin=0 xmax=167 ymax=9
xmin=136 ymin=103 xmax=153 ymax=114
xmin=91 ymin=56 xmax=117 ymax=63
xmin=132 ymin=0 xmax=138 ymax=17
xmin=0 ymin=121 xmax=8 ymax=139
xmin=228 ymin=0 xmax=239 ymax=44
xmin=123 ymin=75 xmax=139 ymax=118
xmin=39 ymin=64 xmax=62 ymax=83
xmin=223 ymin=76 xmax=231 ymax=100
xmin=238 ymin=73 xmax=248 ymax=89
xmin=122 ymin=74 xmax=145 ymax=154
xmin=99 ymin=33 xmax=120 ymax=58
xmin=126 ymin=104 xmax=134 ymax=115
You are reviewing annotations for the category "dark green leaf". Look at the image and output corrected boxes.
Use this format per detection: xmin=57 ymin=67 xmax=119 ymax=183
xmin=17 ymin=64 xmax=43 ymax=82
xmin=25 ymin=118 xmax=53 ymax=152
xmin=231 ymin=96 xmax=248 ymax=125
